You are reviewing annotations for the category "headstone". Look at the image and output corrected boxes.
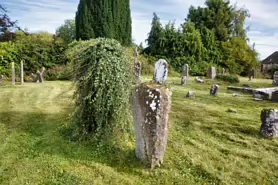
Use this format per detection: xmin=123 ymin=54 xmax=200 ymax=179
xmin=0 ymin=75 xmax=3 ymax=84
xmin=181 ymin=76 xmax=187 ymax=86
xmin=20 ymin=61 xmax=24 ymax=85
xmin=208 ymin=67 xmax=216 ymax=79
xmin=195 ymin=77 xmax=204 ymax=83
xmin=260 ymin=109 xmax=278 ymax=138
xmin=154 ymin=59 xmax=168 ymax=85
xmin=182 ymin=64 xmax=189 ymax=78
xmin=271 ymin=90 xmax=278 ymax=102
xmin=273 ymin=71 xmax=278 ymax=86
xmin=12 ymin=62 xmax=15 ymax=86
xmin=134 ymin=46 xmax=142 ymax=84
xmin=31 ymin=73 xmax=38 ymax=82
xmin=249 ymin=69 xmax=255 ymax=80
xmin=210 ymin=84 xmax=219 ymax=96
xmin=228 ymin=108 xmax=237 ymax=113
xmin=37 ymin=67 xmax=45 ymax=83
xmin=131 ymin=84 xmax=171 ymax=169
xmin=222 ymin=68 xmax=225 ymax=75
xmin=186 ymin=91 xmax=195 ymax=98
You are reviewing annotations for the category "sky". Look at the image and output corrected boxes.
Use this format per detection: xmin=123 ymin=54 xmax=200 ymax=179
xmin=2 ymin=0 xmax=278 ymax=60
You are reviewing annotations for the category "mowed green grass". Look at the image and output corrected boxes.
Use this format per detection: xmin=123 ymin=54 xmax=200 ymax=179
xmin=0 ymin=78 xmax=277 ymax=185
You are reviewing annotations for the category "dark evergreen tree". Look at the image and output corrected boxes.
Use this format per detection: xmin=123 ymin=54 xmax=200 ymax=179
xmin=75 ymin=0 xmax=131 ymax=46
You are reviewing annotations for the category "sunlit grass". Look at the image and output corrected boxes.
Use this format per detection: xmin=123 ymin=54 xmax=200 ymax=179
xmin=0 ymin=78 xmax=277 ymax=185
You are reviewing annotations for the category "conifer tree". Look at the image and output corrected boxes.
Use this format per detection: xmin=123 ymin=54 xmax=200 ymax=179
xmin=75 ymin=0 xmax=131 ymax=46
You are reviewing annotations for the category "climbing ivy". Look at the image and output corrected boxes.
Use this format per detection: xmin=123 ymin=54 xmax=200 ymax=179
xmin=71 ymin=38 xmax=132 ymax=140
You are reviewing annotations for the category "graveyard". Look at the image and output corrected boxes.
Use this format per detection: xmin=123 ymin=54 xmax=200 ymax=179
xmin=0 ymin=75 xmax=277 ymax=184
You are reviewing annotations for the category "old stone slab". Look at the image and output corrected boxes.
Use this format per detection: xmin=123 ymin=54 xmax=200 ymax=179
xmin=154 ymin=59 xmax=168 ymax=85
xmin=210 ymin=84 xmax=219 ymax=96
xmin=181 ymin=76 xmax=187 ymax=86
xmin=208 ymin=67 xmax=216 ymax=79
xmin=12 ymin=62 xmax=15 ymax=86
xmin=182 ymin=64 xmax=189 ymax=78
xmin=253 ymin=88 xmax=278 ymax=100
xmin=195 ymin=77 xmax=204 ymax=83
xmin=260 ymin=109 xmax=278 ymax=138
xmin=131 ymin=84 xmax=171 ymax=169
xmin=227 ymin=86 xmax=254 ymax=94
xmin=273 ymin=71 xmax=278 ymax=86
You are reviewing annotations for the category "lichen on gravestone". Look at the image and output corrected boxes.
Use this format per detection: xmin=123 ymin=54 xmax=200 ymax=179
xmin=260 ymin=109 xmax=278 ymax=138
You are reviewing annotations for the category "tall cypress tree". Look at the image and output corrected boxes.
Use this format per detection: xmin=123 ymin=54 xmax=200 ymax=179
xmin=75 ymin=0 xmax=131 ymax=46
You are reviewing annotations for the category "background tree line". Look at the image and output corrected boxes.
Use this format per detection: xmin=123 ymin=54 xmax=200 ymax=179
xmin=144 ymin=0 xmax=259 ymax=76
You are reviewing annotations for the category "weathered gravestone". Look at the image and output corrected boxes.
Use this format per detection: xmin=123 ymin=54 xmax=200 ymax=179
xmin=186 ymin=91 xmax=195 ymax=98
xmin=12 ymin=62 xmax=15 ymax=86
xmin=181 ymin=76 xmax=187 ymax=86
xmin=249 ymin=69 xmax=255 ymax=81
xmin=222 ymin=68 xmax=225 ymax=75
xmin=154 ymin=59 xmax=168 ymax=84
xmin=182 ymin=64 xmax=189 ymax=78
xmin=195 ymin=77 xmax=204 ymax=83
xmin=273 ymin=71 xmax=278 ymax=86
xmin=0 ymin=75 xmax=3 ymax=84
xmin=210 ymin=84 xmax=220 ymax=96
xmin=208 ymin=67 xmax=216 ymax=79
xmin=131 ymin=84 xmax=171 ymax=169
xmin=134 ymin=46 xmax=142 ymax=84
xmin=20 ymin=60 xmax=24 ymax=85
xmin=271 ymin=90 xmax=278 ymax=102
xmin=260 ymin=109 xmax=278 ymax=138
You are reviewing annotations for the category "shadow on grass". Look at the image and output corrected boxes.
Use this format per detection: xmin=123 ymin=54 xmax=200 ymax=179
xmin=0 ymin=110 xmax=146 ymax=173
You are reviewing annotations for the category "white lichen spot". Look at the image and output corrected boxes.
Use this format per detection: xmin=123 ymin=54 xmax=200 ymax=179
xmin=155 ymin=89 xmax=160 ymax=92
xmin=147 ymin=89 xmax=150 ymax=92
xmin=154 ymin=96 xmax=157 ymax=99
xmin=136 ymin=89 xmax=138 ymax=92
xmin=150 ymin=100 xmax=156 ymax=111
xmin=158 ymin=100 xmax=160 ymax=103
xmin=146 ymin=101 xmax=149 ymax=105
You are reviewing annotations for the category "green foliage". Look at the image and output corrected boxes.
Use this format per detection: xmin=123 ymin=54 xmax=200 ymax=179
xmin=71 ymin=38 xmax=132 ymax=140
xmin=216 ymin=74 xmax=240 ymax=83
xmin=56 ymin=19 xmax=76 ymax=44
xmin=75 ymin=0 xmax=132 ymax=46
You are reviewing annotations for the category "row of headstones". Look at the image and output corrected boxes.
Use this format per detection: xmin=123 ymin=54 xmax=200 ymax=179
xmin=0 ymin=61 xmax=45 ymax=85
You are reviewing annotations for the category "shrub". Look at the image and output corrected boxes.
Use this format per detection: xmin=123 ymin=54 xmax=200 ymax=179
xmin=216 ymin=74 xmax=240 ymax=83
xmin=71 ymin=38 xmax=132 ymax=140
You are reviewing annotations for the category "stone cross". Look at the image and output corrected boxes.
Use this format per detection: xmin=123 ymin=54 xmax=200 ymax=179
xmin=210 ymin=84 xmax=220 ymax=96
xmin=154 ymin=59 xmax=168 ymax=85
xmin=208 ymin=67 xmax=216 ymax=79
xmin=181 ymin=76 xmax=187 ymax=86
xmin=260 ymin=109 xmax=278 ymax=138
xmin=0 ymin=75 xmax=3 ymax=84
xmin=134 ymin=46 xmax=142 ymax=84
xmin=20 ymin=61 xmax=24 ymax=85
xmin=182 ymin=64 xmax=189 ymax=78
xmin=131 ymin=84 xmax=171 ymax=169
xmin=273 ymin=71 xmax=278 ymax=86
xmin=12 ymin=62 xmax=15 ymax=86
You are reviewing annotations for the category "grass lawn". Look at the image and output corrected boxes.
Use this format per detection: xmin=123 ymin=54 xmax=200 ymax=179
xmin=0 ymin=77 xmax=277 ymax=185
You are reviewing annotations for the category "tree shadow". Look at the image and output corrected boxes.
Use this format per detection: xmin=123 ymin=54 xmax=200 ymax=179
xmin=0 ymin=110 xmax=147 ymax=174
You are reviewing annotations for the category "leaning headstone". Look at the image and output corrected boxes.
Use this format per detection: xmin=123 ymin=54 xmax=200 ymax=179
xmin=260 ymin=109 xmax=278 ymax=138
xmin=0 ymin=75 xmax=3 ymax=84
xmin=37 ymin=67 xmax=45 ymax=83
xmin=134 ymin=46 xmax=142 ymax=84
xmin=20 ymin=60 xmax=24 ymax=85
xmin=210 ymin=84 xmax=220 ymax=96
xmin=208 ymin=67 xmax=216 ymax=79
xmin=154 ymin=59 xmax=168 ymax=84
xmin=131 ymin=84 xmax=171 ymax=169
xmin=31 ymin=73 xmax=38 ymax=82
xmin=273 ymin=71 xmax=278 ymax=86
xmin=12 ymin=62 xmax=15 ymax=86
xmin=182 ymin=64 xmax=189 ymax=78
xmin=181 ymin=76 xmax=187 ymax=86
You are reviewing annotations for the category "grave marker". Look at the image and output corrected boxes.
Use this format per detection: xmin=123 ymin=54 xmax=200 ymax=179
xmin=210 ymin=84 xmax=219 ymax=96
xmin=12 ymin=62 xmax=15 ymax=86
xmin=182 ymin=64 xmax=189 ymax=78
xmin=273 ymin=71 xmax=278 ymax=86
xmin=260 ymin=109 xmax=278 ymax=138
xmin=154 ymin=59 xmax=168 ymax=84
xmin=20 ymin=61 xmax=24 ymax=85
xmin=181 ymin=76 xmax=187 ymax=86
xmin=208 ymin=67 xmax=216 ymax=79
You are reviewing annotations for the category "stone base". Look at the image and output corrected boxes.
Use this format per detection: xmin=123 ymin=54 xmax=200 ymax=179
xmin=260 ymin=109 xmax=278 ymax=138
xmin=131 ymin=83 xmax=171 ymax=169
